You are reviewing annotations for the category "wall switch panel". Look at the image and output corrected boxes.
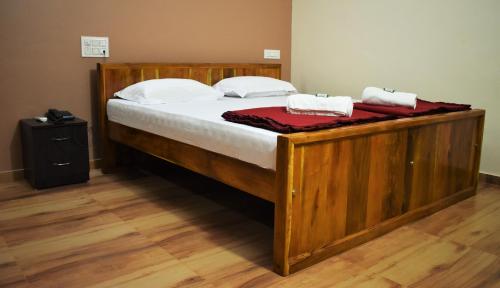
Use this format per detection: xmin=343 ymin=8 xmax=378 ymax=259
xmin=81 ymin=36 xmax=109 ymax=57
xmin=264 ymin=49 xmax=280 ymax=59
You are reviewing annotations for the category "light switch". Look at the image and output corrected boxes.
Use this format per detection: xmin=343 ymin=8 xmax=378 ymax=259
xmin=264 ymin=49 xmax=280 ymax=59
xmin=81 ymin=36 xmax=109 ymax=58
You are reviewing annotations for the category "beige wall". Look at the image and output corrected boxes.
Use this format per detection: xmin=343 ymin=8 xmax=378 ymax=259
xmin=292 ymin=0 xmax=500 ymax=175
xmin=0 ymin=0 xmax=291 ymax=172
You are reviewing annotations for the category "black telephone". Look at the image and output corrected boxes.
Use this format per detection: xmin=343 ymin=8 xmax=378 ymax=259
xmin=46 ymin=109 xmax=75 ymax=123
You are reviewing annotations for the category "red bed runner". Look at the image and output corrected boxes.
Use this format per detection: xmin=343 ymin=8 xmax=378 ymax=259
xmin=222 ymin=107 xmax=395 ymax=133
xmin=354 ymin=99 xmax=471 ymax=117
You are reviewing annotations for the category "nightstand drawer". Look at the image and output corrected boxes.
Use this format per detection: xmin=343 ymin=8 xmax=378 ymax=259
xmin=42 ymin=142 xmax=89 ymax=175
xmin=38 ymin=154 xmax=89 ymax=188
xmin=35 ymin=125 xmax=88 ymax=159
xmin=36 ymin=125 xmax=87 ymax=146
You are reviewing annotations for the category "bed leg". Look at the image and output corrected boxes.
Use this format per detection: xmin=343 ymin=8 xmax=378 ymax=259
xmin=274 ymin=201 xmax=292 ymax=276
xmin=101 ymin=139 xmax=118 ymax=173
xmin=273 ymin=137 xmax=294 ymax=276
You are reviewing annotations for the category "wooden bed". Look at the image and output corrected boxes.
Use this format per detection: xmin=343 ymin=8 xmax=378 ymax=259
xmin=98 ymin=63 xmax=485 ymax=276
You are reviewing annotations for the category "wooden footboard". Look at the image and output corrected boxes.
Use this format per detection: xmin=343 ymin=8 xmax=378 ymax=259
xmin=273 ymin=109 xmax=485 ymax=275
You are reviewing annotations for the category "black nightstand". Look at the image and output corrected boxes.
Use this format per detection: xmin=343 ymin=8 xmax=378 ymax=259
xmin=20 ymin=118 xmax=90 ymax=189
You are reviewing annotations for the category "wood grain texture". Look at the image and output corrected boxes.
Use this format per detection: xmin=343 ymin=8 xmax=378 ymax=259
xmin=405 ymin=118 xmax=480 ymax=211
xmin=0 ymin=172 xmax=498 ymax=287
xmin=273 ymin=136 xmax=294 ymax=275
xmin=0 ymin=237 xmax=29 ymax=288
xmin=284 ymin=109 xmax=485 ymax=144
xmin=274 ymin=112 xmax=485 ymax=275
xmin=107 ymin=122 xmax=275 ymax=203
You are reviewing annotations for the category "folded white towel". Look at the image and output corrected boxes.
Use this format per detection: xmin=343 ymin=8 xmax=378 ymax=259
xmin=362 ymin=87 xmax=417 ymax=109
xmin=287 ymin=94 xmax=353 ymax=117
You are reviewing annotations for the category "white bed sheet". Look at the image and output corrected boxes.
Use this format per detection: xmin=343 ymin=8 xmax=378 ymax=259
xmin=107 ymin=96 xmax=288 ymax=170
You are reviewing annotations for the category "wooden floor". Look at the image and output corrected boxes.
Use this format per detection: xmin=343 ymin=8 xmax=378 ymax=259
xmin=0 ymin=167 xmax=499 ymax=288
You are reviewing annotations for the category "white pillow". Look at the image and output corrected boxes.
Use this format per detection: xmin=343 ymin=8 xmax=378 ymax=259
xmin=114 ymin=79 xmax=223 ymax=104
xmin=213 ymin=76 xmax=297 ymax=98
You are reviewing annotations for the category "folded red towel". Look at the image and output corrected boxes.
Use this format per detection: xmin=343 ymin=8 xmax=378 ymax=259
xmin=222 ymin=107 xmax=395 ymax=133
xmin=354 ymin=99 xmax=471 ymax=117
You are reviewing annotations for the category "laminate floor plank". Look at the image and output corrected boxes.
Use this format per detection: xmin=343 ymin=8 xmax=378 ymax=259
xmin=10 ymin=222 xmax=198 ymax=288
xmin=266 ymin=257 xmax=400 ymax=288
xmin=366 ymin=237 xmax=470 ymax=286
xmin=0 ymin=192 xmax=110 ymax=246
xmin=83 ymin=261 xmax=208 ymax=288
xmin=0 ymin=242 xmax=31 ymax=288
xmin=441 ymin=206 xmax=500 ymax=246
xmin=472 ymin=229 xmax=500 ymax=256
xmin=179 ymin=229 xmax=273 ymax=283
xmin=0 ymin=181 xmax=38 ymax=203
xmin=339 ymin=226 xmax=439 ymax=268
xmin=409 ymin=185 xmax=500 ymax=236
xmin=326 ymin=274 xmax=401 ymax=288
xmin=342 ymin=225 xmax=472 ymax=286
xmin=408 ymin=248 xmax=500 ymax=288
xmin=0 ymin=172 xmax=498 ymax=288
xmin=267 ymin=257 xmax=365 ymax=288
xmin=145 ymin=212 xmax=270 ymax=256
xmin=89 ymin=181 xmax=221 ymax=223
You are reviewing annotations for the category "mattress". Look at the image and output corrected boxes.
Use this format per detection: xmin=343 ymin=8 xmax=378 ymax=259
xmin=107 ymin=96 xmax=287 ymax=170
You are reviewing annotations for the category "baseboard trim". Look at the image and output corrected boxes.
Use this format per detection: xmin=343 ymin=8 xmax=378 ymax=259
xmin=479 ymin=172 xmax=500 ymax=186
xmin=0 ymin=159 xmax=102 ymax=183
xmin=0 ymin=169 xmax=24 ymax=183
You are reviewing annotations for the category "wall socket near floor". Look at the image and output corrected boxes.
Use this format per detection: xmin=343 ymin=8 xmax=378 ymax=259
xmin=264 ymin=49 xmax=280 ymax=59
xmin=81 ymin=36 xmax=109 ymax=58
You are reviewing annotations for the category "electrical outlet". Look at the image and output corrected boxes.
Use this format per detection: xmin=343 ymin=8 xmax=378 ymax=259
xmin=264 ymin=49 xmax=280 ymax=59
xmin=81 ymin=36 xmax=109 ymax=57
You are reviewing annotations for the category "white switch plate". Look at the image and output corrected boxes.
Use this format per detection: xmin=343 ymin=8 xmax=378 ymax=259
xmin=264 ymin=49 xmax=280 ymax=59
xmin=81 ymin=36 xmax=109 ymax=57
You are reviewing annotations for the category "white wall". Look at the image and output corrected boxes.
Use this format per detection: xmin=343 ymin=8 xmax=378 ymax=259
xmin=292 ymin=0 xmax=500 ymax=175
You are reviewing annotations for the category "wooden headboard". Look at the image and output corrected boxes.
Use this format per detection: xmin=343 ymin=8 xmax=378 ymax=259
xmin=97 ymin=63 xmax=281 ymax=163
xmin=98 ymin=63 xmax=281 ymax=102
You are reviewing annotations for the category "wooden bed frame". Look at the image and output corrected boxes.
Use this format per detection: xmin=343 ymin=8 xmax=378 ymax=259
xmin=98 ymin=63 xmax=485 ymax=276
